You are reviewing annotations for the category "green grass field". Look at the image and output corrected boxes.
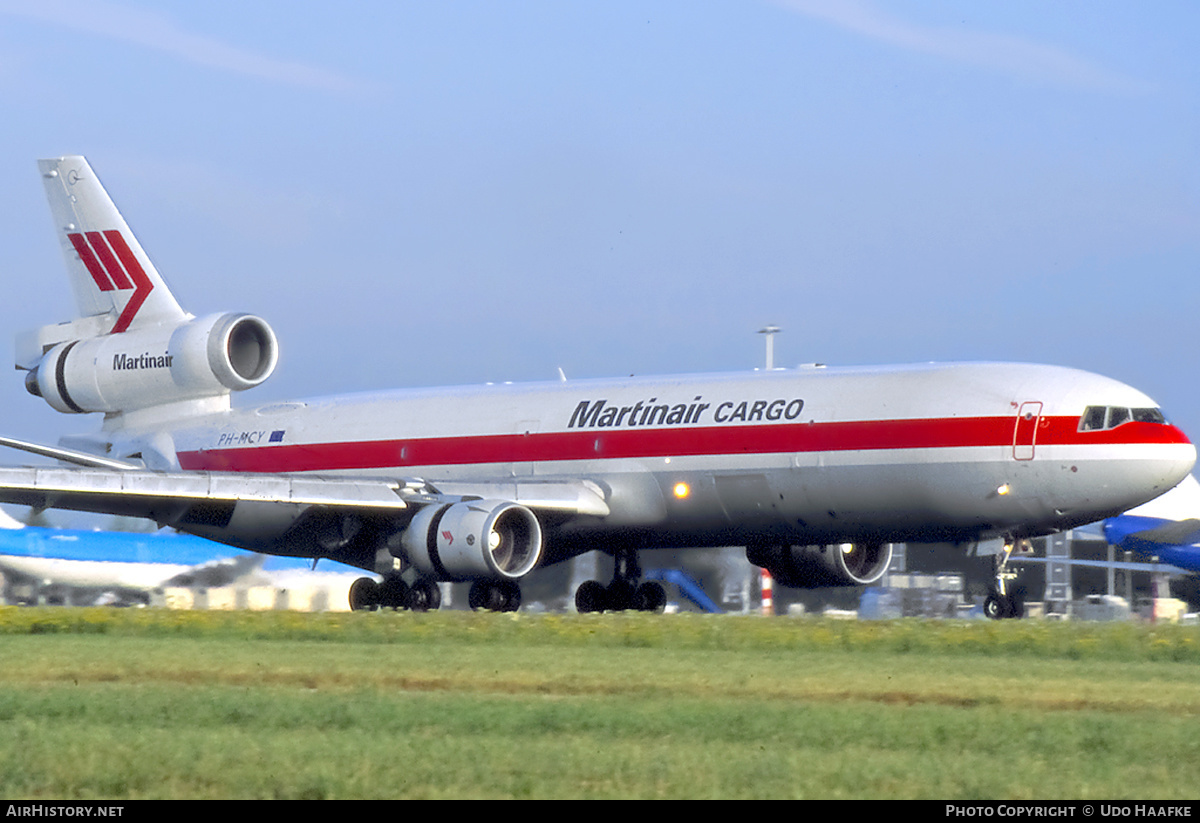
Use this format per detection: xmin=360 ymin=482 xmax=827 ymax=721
xmin=1 ymin=607 xmax=1198 ymax=799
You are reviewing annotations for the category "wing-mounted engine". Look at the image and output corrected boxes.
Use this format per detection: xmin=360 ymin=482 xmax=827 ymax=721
xmin=400 ymin=499 xmax=543 ymax=582
xmin=19 ymin=312 xmax=278 ymax=415
xmin=747 ymin=541 xmax=892 ymax=587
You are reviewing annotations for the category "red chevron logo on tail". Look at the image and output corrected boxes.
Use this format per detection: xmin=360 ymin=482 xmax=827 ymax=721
xmin=66 ymin=230 xmax=153 ymax=333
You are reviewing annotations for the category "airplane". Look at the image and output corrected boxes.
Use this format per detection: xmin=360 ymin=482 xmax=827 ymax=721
xmin=1014 ymin=475 xmax=1200 ymax=581
xmin=1100 ymin=474 xmax=1200 ymax=574
xmin=0 ymin=507 xmax=369 ymax=607
xmin=0 ymin=155 xmax=1193 ymax=619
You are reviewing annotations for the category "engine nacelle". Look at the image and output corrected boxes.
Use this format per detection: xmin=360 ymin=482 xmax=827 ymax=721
xmin=747 ymin=541 xmax=892 ymax=588
xmin=25 ymin=313 xmax=278 ymax=414
xmin=400 ymin=499 xmax=543 ymax=582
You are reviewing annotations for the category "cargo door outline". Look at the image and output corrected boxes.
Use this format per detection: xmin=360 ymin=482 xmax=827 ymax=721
xmin=1012 ymin=401 xmax=1043 ymax=461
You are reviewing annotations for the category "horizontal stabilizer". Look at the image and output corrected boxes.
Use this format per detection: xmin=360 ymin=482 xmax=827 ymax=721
xmin=0 ymin=435 xmax=141 ymax=470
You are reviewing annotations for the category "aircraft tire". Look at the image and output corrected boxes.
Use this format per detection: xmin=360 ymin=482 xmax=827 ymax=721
xmin=983 ymin=593 xmax=1011 ymax=620
xmin=606 ymin=579 xmax=635 ymax=611
xmin=499 ymin=580 xmax=522 ymax=612
xmin=468 ymin=581 xmax=499 ymax=611
xmin=1008 ymin=586 xmax=1026 ymax=619
xmin=469 ymin=580 xmax=521 ymax=612
xmin=409 ymin=580 xmax=441 ymax=612
xmin=377 ymin=577 xmax=410 ymax=610
xmin=575 ymin=580 xmax=608 ymax=613
xmin=349 ymin=577 xmax=380 ymax=612
xmin=634 ymin=581 xmax=667 ymax=613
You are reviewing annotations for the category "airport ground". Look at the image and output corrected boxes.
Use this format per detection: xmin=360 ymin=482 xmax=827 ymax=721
xmin=0 ymin=608 xmax=1198 ymax=800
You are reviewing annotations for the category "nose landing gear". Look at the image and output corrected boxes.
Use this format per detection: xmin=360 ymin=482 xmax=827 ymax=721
xmin=984 ymin=538 xmax=1030 ymax=619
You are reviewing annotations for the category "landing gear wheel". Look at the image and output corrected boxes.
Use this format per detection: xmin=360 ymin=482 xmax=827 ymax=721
xmin=408 ymin=580 xmax=442 ymax=612
xmin=498 ymin=581 xmax=521 ymax=612
xmin=468 ymin=581 xmax=500 ymax=611
xmin=377 ymin=577 xmax=410 ymax=610
xmin=575 ymin=580 xmax=608 ymax=613
xmin=468 ymin=580 xmax=522 ymax=612
xmin=984 ymin=593 xmax=1010 ymax=620
xmin=1007 ymin=586 xmax=1026 ymax=619
xmin=605 ymin=579 xmax=635 ymax=611
xmin=349 ymin=577 xmax=380 ymax=611
xmin=634 ymin=581 xmax=667 ymax=613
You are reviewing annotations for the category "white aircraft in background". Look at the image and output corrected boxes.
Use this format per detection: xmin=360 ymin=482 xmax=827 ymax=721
xmin=0 ymin=507 xmax=367 ymax=607
xmin=0 ymin=156 xmax=1193 ymax=618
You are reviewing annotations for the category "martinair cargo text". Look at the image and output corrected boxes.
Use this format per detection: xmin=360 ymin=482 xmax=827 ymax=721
xmin=0 ymin=156 xmax=1193 ymax=616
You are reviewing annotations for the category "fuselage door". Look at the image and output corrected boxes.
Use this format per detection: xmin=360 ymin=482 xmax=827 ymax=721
xmin=1012 ymin=401 xmax=1043 ymax=461
xmin=510 ymin=419 xmax=541 ymax=476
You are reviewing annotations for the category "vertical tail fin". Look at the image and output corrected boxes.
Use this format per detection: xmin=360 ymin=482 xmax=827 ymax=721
xmin=18 ymin=156 xmax=277 ymax=426
xmin=38 ymin=156 xmax=186 ymax=333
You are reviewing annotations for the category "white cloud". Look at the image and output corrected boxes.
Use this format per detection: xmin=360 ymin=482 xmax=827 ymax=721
xmin=775 ymin=0 xmax=1151 ymax=94
xmin=0 ymin=0 xmax=363 ymax=94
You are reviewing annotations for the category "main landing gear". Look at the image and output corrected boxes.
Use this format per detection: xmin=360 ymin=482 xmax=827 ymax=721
xmin=350 ymin=547 xmax=671 ymax=615
xmin=467 ymin=580 xmax=522 ymax=612
xmin=348 ymin=576 xmax=518 ymax=612
xmin=349 ymin=576 xmax=443 ymax=612
xmin=574 ymin=548 xmax=667 ymax=613
xmin=983 ymin=538 xmax=1029 ymax=620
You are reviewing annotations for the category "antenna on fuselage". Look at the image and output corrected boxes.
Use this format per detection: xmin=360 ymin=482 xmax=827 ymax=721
xmin=757 ymin=325 xmax=781 ymax=370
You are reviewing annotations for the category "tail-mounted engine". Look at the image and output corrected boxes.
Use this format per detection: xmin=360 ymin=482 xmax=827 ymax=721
xmin=22 ymin=312 xmax=278 ymax=414
xmin=747 ymin=541 xmax=892 ymax=588
xmin=400 ymin=499 xmax=543 ymax=582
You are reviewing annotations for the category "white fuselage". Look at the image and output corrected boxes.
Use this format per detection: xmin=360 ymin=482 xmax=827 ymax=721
xmin=105 ymin=360 xmax=1195 ymax=561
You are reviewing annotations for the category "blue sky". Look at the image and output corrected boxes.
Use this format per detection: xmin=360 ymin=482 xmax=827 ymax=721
xmin=0 ymin=1 xmax=1197 ymax=453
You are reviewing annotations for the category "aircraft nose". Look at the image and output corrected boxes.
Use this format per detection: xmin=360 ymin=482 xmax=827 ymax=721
xmin=1154 ymin=425 xmax=1196 ymax=492
xmin=1093 ymin=422 xmax=1197 ymax=515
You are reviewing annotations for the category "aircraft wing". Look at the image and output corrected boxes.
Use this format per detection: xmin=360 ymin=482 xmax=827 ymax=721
xmin=0 ymin=467 xmax=609 ymax=532
xmin=0 ymin=465 xmax=609 ymax=517
xmin=1013 ymin=510 xmax=1200 ymax=577
xmin=1013 ymin=555 xmax=1191 ymax=575
xmin=0 ymin=465 xmax=415 ymax=518
xmin=1103 ymin=515 xmax=1200 ymax=551
xmin=1100 ymin=514 xmax=1200 ymax=574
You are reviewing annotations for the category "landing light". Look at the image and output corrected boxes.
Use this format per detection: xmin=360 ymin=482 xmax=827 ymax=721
xmin=997 ymin=484 xmax=1011 ymax=496
xmin=673 ymin=482 xmax=690 ymax=500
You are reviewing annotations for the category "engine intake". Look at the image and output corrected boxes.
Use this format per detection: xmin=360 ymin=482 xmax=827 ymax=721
xmin=25 ymin=312 xmax=278 ymax=414
xmin=400 ymin=499 xmax=543 ymax=582
xmin=747 ymin=541 xmax=892 ymax=588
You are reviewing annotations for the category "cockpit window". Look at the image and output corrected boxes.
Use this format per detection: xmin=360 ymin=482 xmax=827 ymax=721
xmin=1080 ymin=406 xmax=1106 ymax=431
xmin=1079 ymin=405 xmax=1168 ymax=431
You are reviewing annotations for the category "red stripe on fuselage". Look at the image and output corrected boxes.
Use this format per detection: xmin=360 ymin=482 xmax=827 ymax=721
xmin=175 ymin=416 xmax=1191 ymax=474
